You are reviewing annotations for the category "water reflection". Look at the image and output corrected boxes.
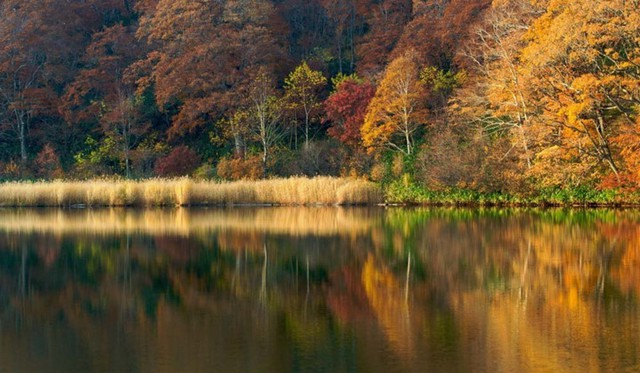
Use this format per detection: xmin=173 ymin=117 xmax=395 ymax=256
xmin=0 ymin=207 xmax=639 ymax=372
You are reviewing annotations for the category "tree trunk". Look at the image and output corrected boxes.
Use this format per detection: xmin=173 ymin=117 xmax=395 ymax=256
xmin=124 ymin=151 xmax=131 ymax=179
xmin=18 ymin=114 xmax=27 ymax=165
xmin=349 ymin=5 xmax=355 ymax=72
xmin=123 ymin=123 xmax=131 ymax=178
xmin=403 ymin=115 xmax=412 ymax=155
xmin=405 ymin=130 xmax=412 ymax=155
xmin=519 ymin=125 xmax=531 ymax=169
xmin=234 ymin=133 xmax=245 ymax=158
xmin=262 ymin=140 xmax=268 ymax=178
xmin=19 ymin=126 xmax=27 ymax=164
xmin=596 ymin=112 xmax=619 ymax=181
xmin=304 ymin=108 xmax=310 ymax=149
xmin=337 ymin=37 xmax=343 ymax=74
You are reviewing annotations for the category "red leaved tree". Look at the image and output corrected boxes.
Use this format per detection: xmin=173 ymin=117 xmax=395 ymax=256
xmin=154 ymin=146 xmax=200 ymax=177
xmin=324 ymin=77 xmax=375 ymax=147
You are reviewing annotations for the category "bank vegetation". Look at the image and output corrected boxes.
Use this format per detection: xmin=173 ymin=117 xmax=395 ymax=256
xmin=0 ymin=177 xmax=383 ymax=207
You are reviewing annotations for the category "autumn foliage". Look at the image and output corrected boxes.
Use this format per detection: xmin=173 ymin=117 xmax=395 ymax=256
xmin=0 ymin=0 xmax=637 ymax=199
xmin=362 ymin=50 xmax=427 ymax=155
xmin=216 ymin=155 xmax=264 ymax=181
xmin=324 ymin=77 xmax=375 ymax=147
xmin=154 ymin=146 xmax=200 ymax=177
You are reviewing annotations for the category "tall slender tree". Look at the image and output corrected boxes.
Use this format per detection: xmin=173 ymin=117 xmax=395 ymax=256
xmin=362 ymin=51 xmax=427 ymax=155
xmin=247 ymin=68 xmax=284 ymax=175
xmin=284 ymin=62 xmax=327 ymax=149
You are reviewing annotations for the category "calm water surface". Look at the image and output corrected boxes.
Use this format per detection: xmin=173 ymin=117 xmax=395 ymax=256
xmin=0 ymin=207 xmax=639 ymax=372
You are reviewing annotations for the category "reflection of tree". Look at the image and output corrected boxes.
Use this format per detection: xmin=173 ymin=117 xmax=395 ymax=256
xmin=361 ymin=254 xmax=415 ymax=359
xmin=325 ymin=265 xmax=372 ymax=324
xmin=1 ymin=208 xmax=640 ymax=371
xmin=397 ymin=208 xmax=640 ymax=372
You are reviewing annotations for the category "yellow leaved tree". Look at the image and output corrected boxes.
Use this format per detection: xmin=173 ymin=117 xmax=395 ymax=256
xmin=449 ymin=0 xmax=543 ymax=189
xmin=362 ymin=50 xmax=427 ymax=155
xmin=520 ymin=0 xmax=640 ymax=187
xmin=284 ymin=62 xmax=327 ymax=149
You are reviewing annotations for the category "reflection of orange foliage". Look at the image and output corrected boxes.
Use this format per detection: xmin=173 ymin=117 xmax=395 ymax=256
xmin=441 ymin=212 xmax=640 ymax=372
xmin=611 ymin=231 xmax=640 ymax=296
xmin=325 ymin=266 xmax=371 ymax=324
xmin=597 ymin=220 xmax=640 ymax=296
xmin=34 ymin=236 xmax=62 ymax=268
xmin=154 ymin=236 xmax=201 ymax=264
xmin=361 ymin=255 xmax=414 ymax=358
xmin=560 ymin=262 xmax=597 ymax=310
xmin=613 ymin=244 xmax=640 ymax=295
xmin=216 ymin=231 xmax=264 ymax=252
xmin=489 ymin=293 xmax=594 ymax=372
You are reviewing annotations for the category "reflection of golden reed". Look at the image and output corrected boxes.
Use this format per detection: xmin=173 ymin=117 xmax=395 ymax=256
xmin=0 ymin=177 xmax=382 ymax=207
xmin=0 ymin=207 xmax=381 ymax=237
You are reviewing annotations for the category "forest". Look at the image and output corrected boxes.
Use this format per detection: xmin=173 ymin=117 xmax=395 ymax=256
xmin=0 ymin=0 xmax=638 ymax=199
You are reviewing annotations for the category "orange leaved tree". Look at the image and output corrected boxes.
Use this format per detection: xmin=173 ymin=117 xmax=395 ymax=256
xmin=520 ymin=0 xmax=640 ymax=187
xmin=362 ymin=50 xmax=427 ymax=155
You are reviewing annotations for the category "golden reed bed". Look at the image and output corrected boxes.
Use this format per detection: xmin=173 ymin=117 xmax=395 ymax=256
xmin=0 ymin=177 xmax=383 ymax=207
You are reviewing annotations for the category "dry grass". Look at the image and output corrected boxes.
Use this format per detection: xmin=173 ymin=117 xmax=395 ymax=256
xmin=0 ymin=177 xmax=383 ymax=207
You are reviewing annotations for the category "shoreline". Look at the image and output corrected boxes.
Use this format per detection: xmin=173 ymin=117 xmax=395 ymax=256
xmin=0 ymin=177 xmax=638 ymax=209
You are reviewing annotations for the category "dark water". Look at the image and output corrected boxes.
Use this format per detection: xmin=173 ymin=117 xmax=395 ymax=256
xmin=0 ymin=207 xmax=639 ymax=372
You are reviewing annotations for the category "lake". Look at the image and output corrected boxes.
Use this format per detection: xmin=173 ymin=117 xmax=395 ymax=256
xmin=0 ymin=207 xmax=639 ymax=372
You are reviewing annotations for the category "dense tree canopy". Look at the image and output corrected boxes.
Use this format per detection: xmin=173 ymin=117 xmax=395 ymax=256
xmin=0 ymin=0 xmax=637 ymax=194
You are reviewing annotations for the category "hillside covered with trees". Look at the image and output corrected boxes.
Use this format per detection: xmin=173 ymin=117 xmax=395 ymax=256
xmin=0 ymin=0 xmax=638 ymax=198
